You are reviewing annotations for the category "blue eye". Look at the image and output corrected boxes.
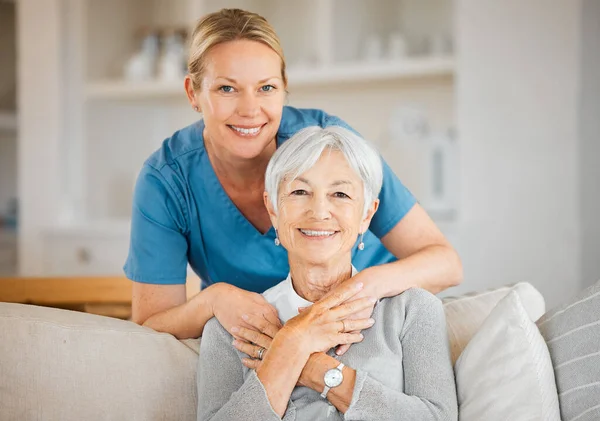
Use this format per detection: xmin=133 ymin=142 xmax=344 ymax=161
xmin=260 ymin=85 xmax=275 ymax=92
xmin=219 ymin=85 xmax=234 ymax=93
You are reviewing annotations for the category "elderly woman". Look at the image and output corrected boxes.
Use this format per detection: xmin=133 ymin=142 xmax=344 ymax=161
xmin=196 ymin=126 xmax=457 ymax=421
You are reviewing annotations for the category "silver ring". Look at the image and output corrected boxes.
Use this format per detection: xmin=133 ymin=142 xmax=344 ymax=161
xmin=257 ymin=347 xmax=265 ymax=360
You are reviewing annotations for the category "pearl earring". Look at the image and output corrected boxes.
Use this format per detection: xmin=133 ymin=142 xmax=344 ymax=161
xmin=193 ymin=106 xmax=199 ymax=112
xmin=274 ymin=229 xmax=280 ymax=246
xmin=358 ymin=232 xmax=365 ymax=251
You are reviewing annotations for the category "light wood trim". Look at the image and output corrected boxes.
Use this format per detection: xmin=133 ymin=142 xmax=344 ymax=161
xmin=82 ymin=303 xmax=132 ymax=319
xmin=0 ymin=276 xmax=132 ymax=304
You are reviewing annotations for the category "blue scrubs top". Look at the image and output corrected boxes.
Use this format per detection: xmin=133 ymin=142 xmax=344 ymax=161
xmin=124 ymin=106 xmax=416 ymax=293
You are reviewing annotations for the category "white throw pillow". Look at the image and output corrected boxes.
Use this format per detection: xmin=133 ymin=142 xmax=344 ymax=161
xmin=443 ymin=282 xmax=546 ymax=364
xmin=455 ymin=291 xmax=561 ymax=421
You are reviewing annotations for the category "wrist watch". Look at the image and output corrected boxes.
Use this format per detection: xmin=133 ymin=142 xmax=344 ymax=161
xmin=321 ymin=362 xmax=345 ymax=399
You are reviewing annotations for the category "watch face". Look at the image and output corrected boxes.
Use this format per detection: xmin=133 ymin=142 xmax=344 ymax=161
xmin=324 ymin=368 xmax=343 ymax=388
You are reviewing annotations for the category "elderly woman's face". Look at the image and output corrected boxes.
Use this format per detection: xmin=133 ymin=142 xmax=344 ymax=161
xmin=268 ymin=150 xmax=377 ymax=265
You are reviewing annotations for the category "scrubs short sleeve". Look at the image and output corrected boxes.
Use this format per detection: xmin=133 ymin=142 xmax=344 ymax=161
xmin=124 ymin=164 xmax=189 ymax=285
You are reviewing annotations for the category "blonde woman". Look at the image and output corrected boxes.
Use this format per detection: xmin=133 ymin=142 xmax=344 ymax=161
xmin=126 ymin=9 xmax=462 ymax=354
xmin=196 ymin=126 xmax=458 ymax=420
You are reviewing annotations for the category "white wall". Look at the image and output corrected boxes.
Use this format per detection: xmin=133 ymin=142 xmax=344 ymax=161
xmin=455 ymin=0 xmax=582 ymax=308
xmin=580 ymin=0 xmax=600 ymax=289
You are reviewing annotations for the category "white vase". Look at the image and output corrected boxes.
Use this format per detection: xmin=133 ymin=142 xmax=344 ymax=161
xmin=124 ymin=32 xmax=159 ymax=81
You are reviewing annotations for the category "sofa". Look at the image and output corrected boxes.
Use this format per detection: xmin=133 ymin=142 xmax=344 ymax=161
xmin=0 ymin=281 xmax=598 ymax=420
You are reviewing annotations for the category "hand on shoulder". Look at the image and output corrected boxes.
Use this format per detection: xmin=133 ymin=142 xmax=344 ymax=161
xmin=210 ymin=283 xmax=281 ymax=337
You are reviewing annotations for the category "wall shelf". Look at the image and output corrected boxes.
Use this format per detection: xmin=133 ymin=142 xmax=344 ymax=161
xmin=288 ymin=56 xmax=454 ymax=87
xmin=85 ymin=56 xmax=455 ymax=100
xmin=85 ymin=80 xmax=184 ymax=101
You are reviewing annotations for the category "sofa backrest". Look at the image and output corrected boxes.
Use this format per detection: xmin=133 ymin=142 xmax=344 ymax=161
xmin=0 ymin=282 xmax=545 ymax=420
xmin=0 ymin=302 xmax=199 ymax=421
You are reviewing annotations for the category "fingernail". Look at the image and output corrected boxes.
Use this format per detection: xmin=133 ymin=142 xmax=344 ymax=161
xmin=359 ymin=334 xmax=364 ymax=339
xmin=370 ymin=297 xmax=377 ymax=303
xmin=232 ymin=340 xmax=238 ymax=346
xmin=231 ymin=326 xmax=239 ymax=333
xmin=368 ymin=318 xmax=375 ymax=325
xmin=355 ymin=282 xmax=364 ymax=290
xmin=241 ymin=314 xmax=249 ymax=321
xmin=336 ymin=349 xmax=342 ymax=355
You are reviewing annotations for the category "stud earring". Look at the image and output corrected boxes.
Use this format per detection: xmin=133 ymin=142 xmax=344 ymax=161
xmin=274 ymin=229 xmax=280 ymax=246
xmin=358 ymin=232 xmax=365 ymax=251
xmin=193 ymin=106 xmax=199 ymax=112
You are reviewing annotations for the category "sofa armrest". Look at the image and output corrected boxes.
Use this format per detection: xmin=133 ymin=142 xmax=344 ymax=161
xmin=0 ymin=302 xmax=200 ymax=421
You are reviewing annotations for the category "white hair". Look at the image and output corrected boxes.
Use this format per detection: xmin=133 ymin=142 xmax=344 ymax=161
xmin=265 ymin=125 xmax=383 ymax=217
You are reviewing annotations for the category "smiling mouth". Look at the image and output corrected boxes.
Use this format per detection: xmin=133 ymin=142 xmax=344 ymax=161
xmin=227 ymin=124 xmax=265 ymax=137
xmin=298 ymin=229 xmax=339 ymax=239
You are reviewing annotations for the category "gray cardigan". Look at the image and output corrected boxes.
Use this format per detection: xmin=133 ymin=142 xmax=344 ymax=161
xmin=196 ymin=288 xmax=458 ymax=420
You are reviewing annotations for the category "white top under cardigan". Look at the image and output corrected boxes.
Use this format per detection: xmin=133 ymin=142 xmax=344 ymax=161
xmin=196 ymin=268 xmax=458 ymax=421
xmin=262 ymin=265 xmax=359 ymax=323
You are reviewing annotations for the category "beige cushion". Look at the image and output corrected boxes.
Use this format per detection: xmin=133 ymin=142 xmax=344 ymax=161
xmin=455 ymin=291 xmax=560 ymax=420
xmin=0 ymin=302 xmax=200 ymax=421
xmin=442 ymin=282 xmax=546 ymax=364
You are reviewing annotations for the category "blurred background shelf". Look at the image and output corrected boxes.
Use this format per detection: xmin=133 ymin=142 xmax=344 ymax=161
xmin=19 ymin=0 xmax=460 ymax=278
xmin=288 ymin=57 xmax=455 ymax=86
xmin=85 ymin=56 xmax=455 ymax=100
xmin=0 ymin=111 xmax=17 ymax=132
xmin=0 ymin=229 xmax=17 ymax=277
xmin=86 ymin=80 xmax=183 ymax=101
xmin=9 ymin=0 xmax=598 ymax=309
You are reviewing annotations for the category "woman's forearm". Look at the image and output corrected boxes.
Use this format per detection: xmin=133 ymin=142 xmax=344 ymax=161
xmin=371 ymin=244 xmax=463 ymax=297
xmin=256 ymin=332 xmax=311 ymax=417
xmin=142 ymin=285 xmax=217 ymax=339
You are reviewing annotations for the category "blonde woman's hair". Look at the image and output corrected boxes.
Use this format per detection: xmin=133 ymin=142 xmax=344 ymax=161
xmin=187 ymin=8 xmax=287 ymax=90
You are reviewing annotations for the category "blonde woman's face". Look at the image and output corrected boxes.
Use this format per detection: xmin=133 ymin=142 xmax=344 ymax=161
xmin=267 ymin=150 xmax=378 ymax=266
xmin=197 ymin=39 xmax=286 ymax=161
